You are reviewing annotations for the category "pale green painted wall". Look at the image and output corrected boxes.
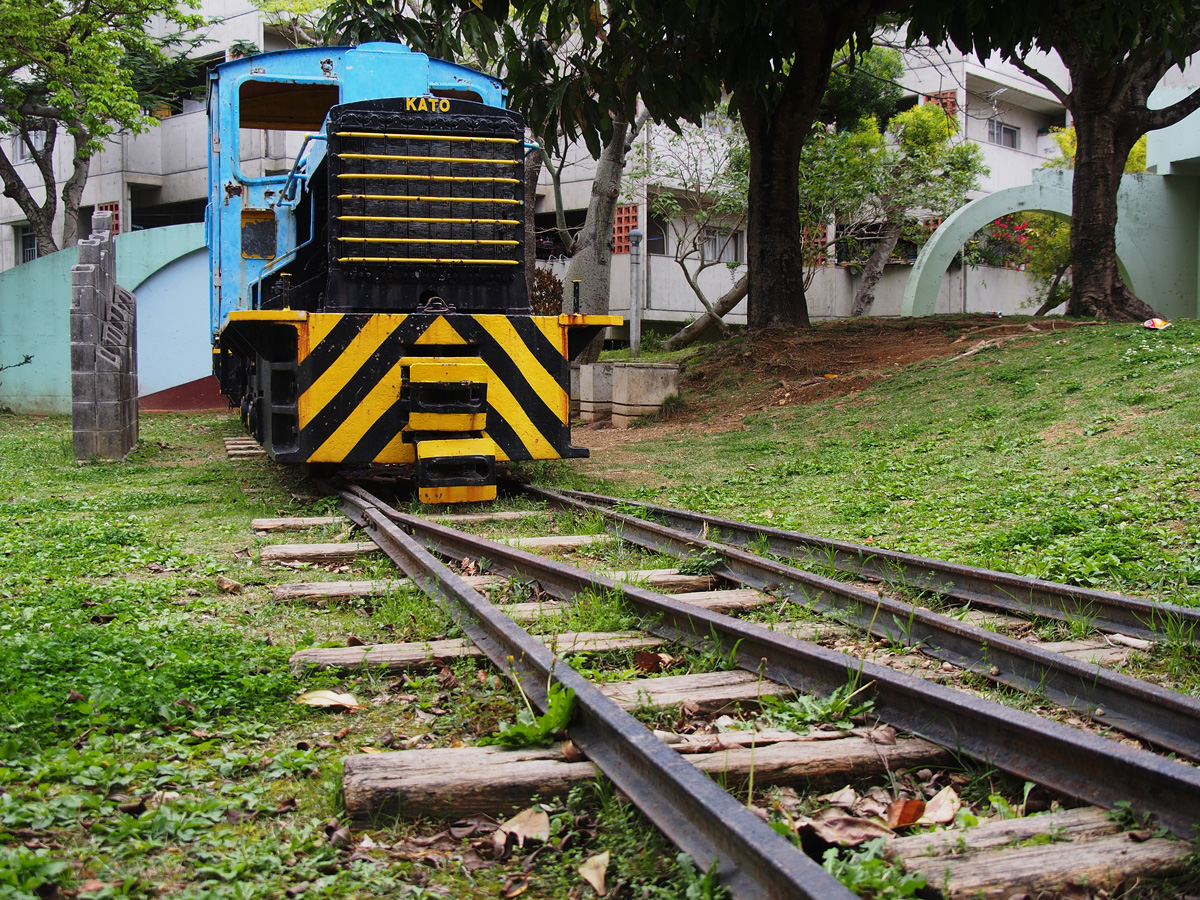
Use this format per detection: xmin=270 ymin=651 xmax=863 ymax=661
xmin=904 ymin=169 xmax=1200 ymax=319
xmin=0 ymin=223 xmax=205 ymax=414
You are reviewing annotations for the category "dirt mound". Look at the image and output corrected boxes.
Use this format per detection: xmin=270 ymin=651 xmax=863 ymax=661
xmin=682 ymin=315 xmax=1063 ymax=417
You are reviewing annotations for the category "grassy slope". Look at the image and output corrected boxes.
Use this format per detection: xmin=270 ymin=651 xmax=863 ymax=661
xmin=574 ymin=321 xmax=1200 ymax=608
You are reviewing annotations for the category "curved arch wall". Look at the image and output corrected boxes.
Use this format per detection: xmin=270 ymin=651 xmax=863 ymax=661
xmin=0 ymin=223 xmax=206 ymax=414
xmin=903 ymin=169 xmax=1200 ymax=319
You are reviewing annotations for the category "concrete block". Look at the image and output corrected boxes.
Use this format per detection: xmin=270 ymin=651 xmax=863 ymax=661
xmin=95 ymin=401 xmax=123 ymax=432
xmin=612 ymin=363 xmax=679 ymax=430
xmin=72 ymin=400 xmax=96 ymax=429
xmin=96 ymin=371 xmax=123 ymax=403
xmin=71 ymin=313 xmax=98 ymax=344
xmin=579 ymin=362 xmax=614 ymax=423
xmin=72 ymin=373 xmax=96 ymax=405
xmin=94 ymin=430 xmax=131 ymax=461
xmin=70 ymin=341 xmax=95 ymax=372
xmin=72 ymin=430 xmax=97 ymax=460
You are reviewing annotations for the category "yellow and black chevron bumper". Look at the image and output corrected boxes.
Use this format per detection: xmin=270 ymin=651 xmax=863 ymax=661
xmin=219 ymin=310 xmax=618 ymax=502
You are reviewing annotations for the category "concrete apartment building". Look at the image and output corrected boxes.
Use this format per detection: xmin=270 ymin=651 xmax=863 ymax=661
xmin=0 ymin=0 xmax=301 ymax=271
xmin=544 ymin=45 xmax=1080 ymax=331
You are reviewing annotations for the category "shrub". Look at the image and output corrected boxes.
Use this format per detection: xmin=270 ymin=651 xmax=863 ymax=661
xmin=530 ymin=267 xmax=565 ymax=316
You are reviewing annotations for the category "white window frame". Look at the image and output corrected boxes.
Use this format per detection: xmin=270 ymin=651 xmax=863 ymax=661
xmin=988 ymin=119 xmax=1020 ymax=150
xmin=15 ymin=225 xmax=38 ymax=264
xmin=12 ymin=129 xmax=48 ymax=163
xmin=703 ymin=227 xmax=742 ymax=263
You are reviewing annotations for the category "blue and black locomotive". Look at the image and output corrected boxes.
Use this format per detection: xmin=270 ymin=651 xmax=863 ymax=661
xmin=207 ymin=43 xmax=616 ymax=502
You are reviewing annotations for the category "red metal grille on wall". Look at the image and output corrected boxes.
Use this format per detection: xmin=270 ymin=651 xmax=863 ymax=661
xmin=802 ymin=224 xmax=828 ymax=266
xmin=97 ymin=202 xmax=121 ymax=235
xmin=612 ymin=205 xmax=638 ymax=254
xmin=924 ymin=90 xmax=958 ymax=119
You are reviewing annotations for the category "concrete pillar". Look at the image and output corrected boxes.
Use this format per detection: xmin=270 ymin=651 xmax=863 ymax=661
xmin=612 ymin=362 xmax=679 ymax=429
xmin=71 ymin=211 xmax=137 ymax=460
xmin=579 ymin=362 xmax=614 ymax=423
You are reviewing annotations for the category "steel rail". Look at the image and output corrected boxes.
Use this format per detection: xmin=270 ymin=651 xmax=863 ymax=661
xmin=542 ymin=487 xmax=1200 ymax=644
xmin=340 ymin=482 xmax=1200 ymax=839
xmin=521 ymin=485 xmax=1200 ymax=762
xmin=334 ymin=484 xmax=854 ymax=900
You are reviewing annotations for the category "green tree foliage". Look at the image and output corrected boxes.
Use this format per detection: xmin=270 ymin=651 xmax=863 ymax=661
xmin=0 ymin=0 xmax=202 ymax=254
xmin=908 ymin=0 xmax=1200 ymax=319
xmin=626 ymin=105 xmax=749 ymax=339
xmin=820 ymin=47 xmax=905 ymax=130
xmin=799 ymin=104 xmax=984 ymax=315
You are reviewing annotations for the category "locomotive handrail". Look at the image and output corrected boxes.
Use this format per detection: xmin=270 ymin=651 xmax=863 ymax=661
xmin=281 ymin=132 xmax=327 ymax=204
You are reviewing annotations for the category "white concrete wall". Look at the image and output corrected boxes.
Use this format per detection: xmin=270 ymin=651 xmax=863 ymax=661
xmin=543 ymin=255 xmax=1042 ymax=328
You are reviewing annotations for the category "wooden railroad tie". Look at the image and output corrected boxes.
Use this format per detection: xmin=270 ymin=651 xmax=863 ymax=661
xmin=887 ymin=805 xmax=1191 ymax=899
xmin=289 ymin=631 xmax=663 ymax=672
xmin=341 ymin=733 xmax=949 ymax=820
xmin=272 ymin=569 xmax=718 ymax=601
xmin=252 ymin=509 xmax=544 ymax=533
xmin=260 ymin=533 xmax=607 ymax=566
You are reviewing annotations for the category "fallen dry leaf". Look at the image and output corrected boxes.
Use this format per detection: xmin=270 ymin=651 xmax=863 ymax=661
xmin=634 ymin=651 xmax=676 ymax=674
xmin=915 ymin=785 xmax=960 ymax=825
xmin=802 ymin=810 xmax=893 ymax=846
xmin=450 ymin=814 xmax=499 ymax=840
xmin=819 ymin=786 xmax=858 ymax=807
xmin=79 ymin=880 xmax=110 ymax=895
xmin=499 ymin=806 xmax=550 ymax=848
xmin=886 ymin=798 xmax=926 ymax=829
xmin=216 ymin=575 xmax=244 ymax=594
xmin=578 ymin=850 xmax=610 ymax=896
xmin=294 ymin=690 xmax=362 ymax=711
xmin=501 ymin=873 xmax=530 ymax=897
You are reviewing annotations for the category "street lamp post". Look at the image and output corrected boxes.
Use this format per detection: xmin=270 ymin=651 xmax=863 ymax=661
xmin=628 ymin=228 xmax=643 ymax=358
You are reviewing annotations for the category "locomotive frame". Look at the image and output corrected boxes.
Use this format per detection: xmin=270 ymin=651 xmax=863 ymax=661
xmin=207 ymin=43 xmax=617 ymax=503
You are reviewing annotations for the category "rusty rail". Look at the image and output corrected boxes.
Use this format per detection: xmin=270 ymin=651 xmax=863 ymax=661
xmin=339 ymin=482 xmax=1200 ymax=840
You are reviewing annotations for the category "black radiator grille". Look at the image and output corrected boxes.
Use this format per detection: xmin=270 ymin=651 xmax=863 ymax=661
xmin=328 ymin=101 xmax=524 ymax=281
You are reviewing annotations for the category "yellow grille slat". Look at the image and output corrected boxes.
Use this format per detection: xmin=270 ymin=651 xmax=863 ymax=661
xmin=337 ymin=194 xmax=521 ymax=205
xmin=338 ymin=257 xmax=520 ymax=265
xmin=337 ymin=153 xmax=520 ymax=165
xmin=337 ymin=237 xmax=519 ymax=246
xmin=336 ymin=131 xmax=519 ymax=144
xmin=338 ymin=215 xmax=520 ymax=225
xmin=336 ymin=174 xmax=520 ymax=184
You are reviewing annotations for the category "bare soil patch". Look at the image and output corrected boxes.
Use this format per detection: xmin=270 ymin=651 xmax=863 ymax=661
xmin=573 ymin=316 xmax=1074 ymax=464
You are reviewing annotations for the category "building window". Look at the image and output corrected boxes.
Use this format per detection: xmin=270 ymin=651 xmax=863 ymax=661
xmin=646 ymin=214 xmax=668 ymax=256
xmin=703 ymin=228 xmax=741 ymax=263
xmin=988 ymin=119 xmax=1020 ymax=150
xmin=15 ymin=226 xmax=38 ymax=264
xmin=12 ymin=129 xmax=48 ymax=163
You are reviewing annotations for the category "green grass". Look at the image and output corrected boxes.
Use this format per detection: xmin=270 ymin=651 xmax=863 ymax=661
xmin=5 ymin=320 xmax=1200 ymax=898
xmin=566 ymin=322 xmax=1200 ymax=612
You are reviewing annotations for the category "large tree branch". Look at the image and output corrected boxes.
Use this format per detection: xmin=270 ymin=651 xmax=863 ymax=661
xmin=1009 ymin=57 xmax=1071 ymax=105
xmin=1140 ymin=84 xmax=1200 ymax=132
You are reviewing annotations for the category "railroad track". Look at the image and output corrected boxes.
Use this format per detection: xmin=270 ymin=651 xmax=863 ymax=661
xmin=258 ymin=481 xmax=1200 ymax=900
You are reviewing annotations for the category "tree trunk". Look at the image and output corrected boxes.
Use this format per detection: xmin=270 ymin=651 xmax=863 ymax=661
xmin=850 ymin=219 xmax=902 ymax=316
xmin=1065 ymin=69 xmax=1158 ymax=321
xmin=524 ymin=150 xmax=543 ymax=297
xmin=0 ymin=130 xmax=60 ymax=256
xmin=563 ymin=109 xmax=649 ymax=363
xmin=737 ymin=65 xmax=828 ymax=330
xmin=663 ymin=274 xmax=748 ymax=350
